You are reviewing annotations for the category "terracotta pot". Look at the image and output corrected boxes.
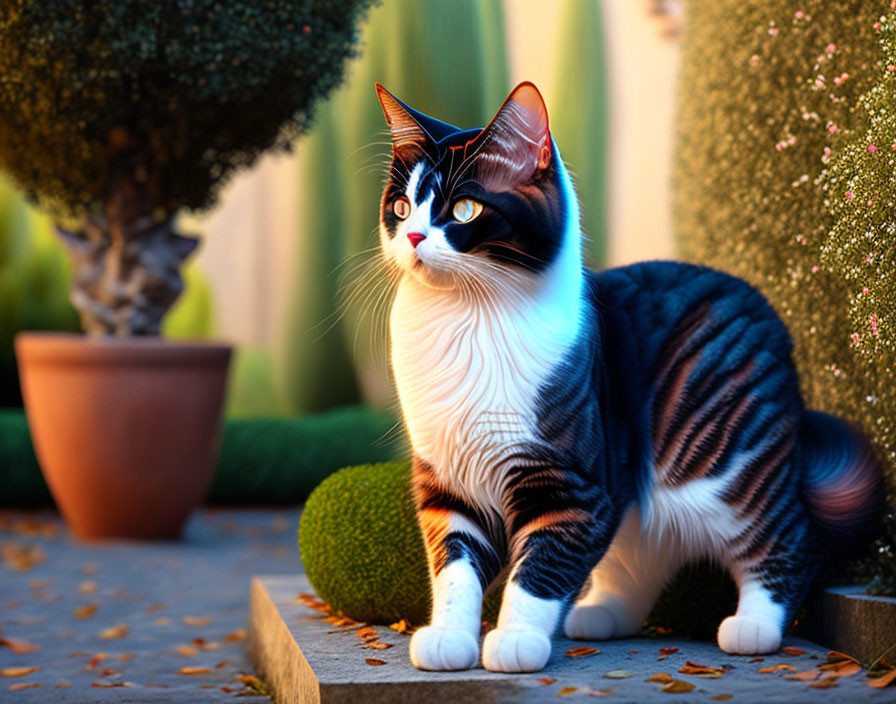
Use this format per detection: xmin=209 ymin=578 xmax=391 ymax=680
xmin=15 ymin=332 xmax=231 ymax=540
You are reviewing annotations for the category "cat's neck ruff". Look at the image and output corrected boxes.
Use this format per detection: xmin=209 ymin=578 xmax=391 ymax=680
xmin=391 ymin=170 xmax=585 ymax=511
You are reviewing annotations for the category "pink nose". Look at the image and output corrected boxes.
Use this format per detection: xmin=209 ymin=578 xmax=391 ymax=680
xmin=407 ymin=232 xmax=426 ymax=248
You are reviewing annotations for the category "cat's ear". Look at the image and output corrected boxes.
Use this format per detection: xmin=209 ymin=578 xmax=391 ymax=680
xmin=470 ymin=82 xmax=551 ymax=189
xmin=375 ymin=83 xmax=431 ymax=157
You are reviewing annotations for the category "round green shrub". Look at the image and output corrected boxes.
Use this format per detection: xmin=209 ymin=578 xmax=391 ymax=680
xmin=299 ymin=462 xmax=431 ymax=625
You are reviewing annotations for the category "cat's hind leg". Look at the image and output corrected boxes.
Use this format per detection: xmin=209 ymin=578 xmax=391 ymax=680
xmin=564 ymin=505 xmax=677 ymax=640
xmin=718 ymin=514 xmax=821 ymax=655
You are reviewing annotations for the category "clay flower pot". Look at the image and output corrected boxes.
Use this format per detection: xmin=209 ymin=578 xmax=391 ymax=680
xmin=15 ymin=332 xmax=231 ymax=540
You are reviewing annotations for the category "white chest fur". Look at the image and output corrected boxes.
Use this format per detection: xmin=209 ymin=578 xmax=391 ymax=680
xmin=390 ymin=268 xmax=583 ymax=511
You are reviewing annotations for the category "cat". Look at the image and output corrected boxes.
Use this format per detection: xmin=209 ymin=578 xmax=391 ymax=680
xmin=375 ymin=81 xmax=884 ymax=674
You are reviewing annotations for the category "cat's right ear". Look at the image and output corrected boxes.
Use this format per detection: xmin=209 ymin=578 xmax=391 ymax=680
xmin=375 ymin=83 xmax=430 ymax=157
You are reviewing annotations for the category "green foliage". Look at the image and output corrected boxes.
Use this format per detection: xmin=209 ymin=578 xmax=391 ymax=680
xmin=551 ymin=0 xmax=609 ymax=267
xmin=850 ymin=511 xmax=896 ymax=596
xmin=0 ymin=179 xmax=79 ymax=405
xmin=225 ymin=346 xmax=290 ymax=419
xmin=280 ymin=0 xmax=510 ymax=411
xmin=298 ymin=462 xmax=431 ymax=624
xmin=0 ymin=0 xmax=375 ymax=218
xmin=821 ymin=13 xmax=896 ymax=477
xmin=161 ymin=260 xmax=216 ymax=340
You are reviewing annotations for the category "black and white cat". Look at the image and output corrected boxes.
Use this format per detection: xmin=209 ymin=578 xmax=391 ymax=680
xmin=375 ymin=82 xmax=882 ymax=673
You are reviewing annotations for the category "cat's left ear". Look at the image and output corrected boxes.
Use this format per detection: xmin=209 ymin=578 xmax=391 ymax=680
xmin=470 ymin=82 xmax=551 ymax=189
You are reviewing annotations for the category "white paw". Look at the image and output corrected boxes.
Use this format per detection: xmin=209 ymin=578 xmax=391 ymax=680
xmin=564 ymin=604 xmax=619 ymax=640
xmin=482 ymin=627 xmax=551 ymax=673
xmin=409 ymin=626 xmax=479 ymax=671
xmin=717 ymin=615 xmax=782 ymax=654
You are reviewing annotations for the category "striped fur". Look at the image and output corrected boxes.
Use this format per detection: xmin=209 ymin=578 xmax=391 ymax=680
xmin=375 ymin=83 xmax=884 ymax=673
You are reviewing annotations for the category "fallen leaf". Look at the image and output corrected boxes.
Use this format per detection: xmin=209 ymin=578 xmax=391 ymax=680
xmin=195 ymin=639 xmax=220 ymax=651
xmin=357 ymin=627 xmax=379 ymax=643
xmin=178 ymin=666 xmax=211 ymax=675
xmin=1 ymin=543 xmax=46 ymax=571
xmin=365 ymin=641 xmax=392 ymax=650
xmin=557 ymin=686 xmax=579 ymax=697
xmin=831 ymin=662 xmax=861 ymax=677
xmin=98 ymin=624 xmax=128 ymax=640
xmin=867 ymin=669 xmax=896 ymax=688
xmin=809 ymin=675 xmax=839 ymax=689
xmin=215 ymin=660 xmax=231 ymax=669
xmin=565 ymin=646 xmax=600 ymax=658
xmin=81 ymin=564 xmax=99 ymax=576
xmin=0 ymin=637 xmax=40 ymax=654
xmin=73 ymin=604 xmax=98 ymax=619
xmin=646 ymin=673 xmax=674 ymax=683
xmin=389 ymin=619 xmax=410 ymax=634
xmin=585 ymin=689 xmax=614 ymax=698
xmin=146 ymin=604 xmax=166 ymax=613
xmin=176 ymin=645 xmax=198 ymax=657
xmin=8 ymin=682 xmax=41 ymax=690
xmin=710 ymin=695 xmax=734 ymax=701
xmin=758 ymin=664 xmax=796 ymax=673
xmin=1 ymin=667 xmax=40 ymax=677
xmin=603 ymin=670 xmax=633 ymax=679
xmin=220 ymin=686 xmax=234 ymax=693
xmin=629 ymin=649 xmax=640 ymax=654
xmin=662 ymin=680 xmax=696 ymax=693
xmin=154 ymin=617 xmax=171 ymax=626
xmin=116 ymin=653 xmax=134 ymax=662
xmin=79 ymin=581 xmax=99 ymax=596
xmin=659 ymin=647 xmax=679 ymax=656
xmin=235 ymin=675 xmax=269 ymax=694
xmin=678 ymin=661 xmax=727 ymax=676
xmin=827 ymin=650 xmax=858 ymax=663
xmin=182 ymin=616 xmax=211 ymax=627
xmin=787 ymin=669 xmax=821 ymax=682
xmin=748 ymin=657 xmax=764 ymax=663
xmin=781 ymin=647 xmax=806 ymax=656
xmin=91 ymin=681 xmax=132 ymax=688
xmin=55 ymin=682 xmax=71 ymax=689
xmin=365 ymin=658 xmax=386 ymax=666
xmin=540 ymin=677 xmax=557 ymax=685
xmin=86 ymin=653 xmax=107 ymax=670
xmin=97 ymin=668 xmax=119 ymax=676
xmin=224 ymin=628 xmax=246 ymax=642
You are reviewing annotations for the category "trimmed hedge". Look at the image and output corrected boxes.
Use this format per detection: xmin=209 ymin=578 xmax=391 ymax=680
xmin=0 ymin=405 xmax=401 ymax=506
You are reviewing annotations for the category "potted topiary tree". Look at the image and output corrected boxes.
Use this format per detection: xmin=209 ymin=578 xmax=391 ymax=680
xmin=1 ymin=0 xmax=373 ymax=538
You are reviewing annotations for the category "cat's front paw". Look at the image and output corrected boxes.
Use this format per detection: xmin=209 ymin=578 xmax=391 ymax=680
xmin=717 ymin=615 xmax=782 ymax=654
xmin=409 ymin=626 xmax=479 ymax=671
xmin=482 ymin=627 xmax=551 ymax=673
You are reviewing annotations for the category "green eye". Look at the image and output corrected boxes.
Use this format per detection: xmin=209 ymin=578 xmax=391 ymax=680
xmin=452 ymin=198 xmax=483 ymax=223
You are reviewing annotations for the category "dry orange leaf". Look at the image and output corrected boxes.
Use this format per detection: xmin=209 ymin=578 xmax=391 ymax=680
xmin=781 ymin=647 xmax=806 ymax=656
xmin=678 ymin=661 xmax=727 ymax=676
xmin=787 ymin=669 xmax=821 ymax=682
xmin=86 ymin=653 xmax=107 ymax=670
xmin=365 ymin=658 xmax=386 ymax=666
xmin=867 ymin=669 xmax=896 ymax=688
xmin=565 ymin=646 xmax=600 ymax=658
xmin=8 ymin=682 xmax=41 ymax=691
xmin=1 ymin=543 xmax=46 ymax=571
xmin=659 ymin=647 xmax=679 ymax=656
xmin=832 ymin=662 xmax=861 ymax=678
xmin=146 ymin=604 xmax=166 ymax=613
xmin=182 ymin=616 xmax=211 ymax=627
xmin=710 ymin=695 xmax=734 ymax=701
xmin=116 ymin=653 xmax=134 ymax=662
xmin=540 ymin=677 xmax=557 ymax=685
xmin=758 ymin=664 xmax=796 ymax=673
xmin=215 ymin=660 xmax=231 ymax=669
xmin=0 ymin=637 xmax=40 ymax=654
xmin=73 ymin=604 xmax=98 ymax=619
xmin=357 ymin=627 xmax=379 ymax=642
xmin=79 ymin=581 xmax=99 ymax=596
xmin=98 ymin=624 xmax=129 ymax=640
xmin=97 ymin=668 xmax=119 ymax=677
xmin=748 ymin=657 xmax=764 ymax=663
xmin=557 ymin=686 xmax=579 ymax=696
xmin=178 ymin=666 xmax=211 ymax=675
xmin=224 ymin=628 xmax=246 ymax=642
xmin=176 ymin=645 xmax=198 ymax=657
xmin=646 ymin=673 xmax=674 ymax=683
xmin=365 ymin=641 xmax=392 ymax=650
xmin=809 ymin=675 xmax=839 ymax=689
xmin=91 ymin=681 xmax=132 ymax=688
xmin=662 ymin=680 xmax=696 ymax=693
xmin=1 ymin=667 xmax=40 ymax=677
xmin=827 ymin=650 xmax=858 ymax=663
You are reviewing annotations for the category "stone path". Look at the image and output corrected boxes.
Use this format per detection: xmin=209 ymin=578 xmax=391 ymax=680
xmin=0 ymin=508 xmax=299 ymax=702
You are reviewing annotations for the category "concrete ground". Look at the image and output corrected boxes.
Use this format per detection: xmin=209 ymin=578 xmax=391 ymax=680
xmin=0 ymin=508 xmax=298 ymax=702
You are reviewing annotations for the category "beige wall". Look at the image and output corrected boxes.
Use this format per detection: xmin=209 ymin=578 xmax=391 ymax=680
xmin=195 ymin=0 xmax=680 ymax=345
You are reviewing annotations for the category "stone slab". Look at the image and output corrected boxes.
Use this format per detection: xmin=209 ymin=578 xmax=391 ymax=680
xmin=249 ymin=575 xmax=896 ymax=704
xmin=813 ymin=586 xmax=896 ymax=665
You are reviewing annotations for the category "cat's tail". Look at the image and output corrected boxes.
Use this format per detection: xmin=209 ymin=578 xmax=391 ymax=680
xmin=799 ymin=410 xmax=885 ymax=558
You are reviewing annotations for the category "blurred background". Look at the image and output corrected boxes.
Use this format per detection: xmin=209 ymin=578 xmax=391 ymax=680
xmin=0 ymin=0 xmax=679 ymax=416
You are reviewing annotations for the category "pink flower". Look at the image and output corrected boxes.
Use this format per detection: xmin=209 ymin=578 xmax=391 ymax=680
xmin=869 ymin=144 xmax=877 ymax=153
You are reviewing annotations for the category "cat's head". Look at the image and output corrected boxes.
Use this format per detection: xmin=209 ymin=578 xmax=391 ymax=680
xmin=376 ymin=82 xmax=579 ymax=293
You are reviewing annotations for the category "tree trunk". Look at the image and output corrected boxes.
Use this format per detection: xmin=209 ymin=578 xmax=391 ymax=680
xmin=56 ymin=154 xmax=198 ymax=336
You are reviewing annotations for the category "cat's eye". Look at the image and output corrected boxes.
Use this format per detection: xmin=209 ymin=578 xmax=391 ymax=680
xmin=452 ymin=199 xmax=483 ymax=224
xmin=392 ymin=197 xmax=411 ymax=220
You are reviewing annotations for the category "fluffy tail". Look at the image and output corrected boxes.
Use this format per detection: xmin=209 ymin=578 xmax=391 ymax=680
xmin=800 ymin=410 xmax=885 ymax=558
